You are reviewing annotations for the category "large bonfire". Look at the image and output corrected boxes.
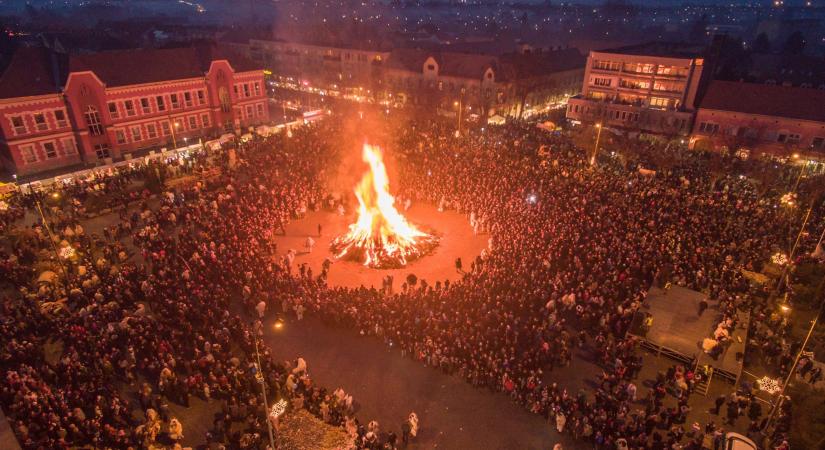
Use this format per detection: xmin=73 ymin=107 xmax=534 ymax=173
xmin=331 ymin=143 xmax=438 ymax=269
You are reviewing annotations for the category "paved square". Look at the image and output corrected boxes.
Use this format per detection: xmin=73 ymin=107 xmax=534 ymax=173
xmin=273 ymin=204 xmax=488 ymax=289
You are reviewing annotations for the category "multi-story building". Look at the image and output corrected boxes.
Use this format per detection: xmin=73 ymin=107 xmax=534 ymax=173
xmin=0 ymin=45 xmax=268 ymax=177
xmin=383 ymin=47 xmax=584 ymax=119
xmin=566 ymin=43 xmax=707 ymax=136
xmin=249 ymin=39 xmax=390 ymax=96
xmin=690 ymin=80 xmax=825 ymax=159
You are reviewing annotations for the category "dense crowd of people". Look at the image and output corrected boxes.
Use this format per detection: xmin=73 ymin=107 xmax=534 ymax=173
xmin=0 ymin=115 xmax=822 ymax=449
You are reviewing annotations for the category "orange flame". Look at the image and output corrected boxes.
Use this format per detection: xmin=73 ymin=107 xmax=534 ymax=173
xmin=331 ymin=144 xmax=437 ymax=268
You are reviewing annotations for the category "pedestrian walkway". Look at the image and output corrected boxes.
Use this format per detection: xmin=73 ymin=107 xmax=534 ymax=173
xmin=0 ymin=407 xmax=22 ymax=450
xmin=262 ymin=316 xmax=584 ymax=450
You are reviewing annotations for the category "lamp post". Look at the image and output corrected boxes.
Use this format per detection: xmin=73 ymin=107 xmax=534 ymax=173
xmin=454 ymin=97 xmax=463 ymax=138
xmin=789 ymin=156 xmax=808 ymax=194
xmin=169 ymin=117 xmax=181 ymax=149
xmin=775 ymin=204 xmax=813 ymax=296
xmin=253 ymin=337 xmax=276 ymax=449
xmin=34 ymin=192 xmax=70 ymax=283
xmin=763 ymin=280 xmax=825 ymax=432
xmin=590 ymin=123 xmax=603 ymax=166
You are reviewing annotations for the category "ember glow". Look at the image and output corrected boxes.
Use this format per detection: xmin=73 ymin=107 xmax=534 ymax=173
xmin=331 ymin=144 xmax=438 ymax=268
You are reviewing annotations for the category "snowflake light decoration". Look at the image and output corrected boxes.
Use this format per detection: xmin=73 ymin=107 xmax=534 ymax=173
xmin=771 ymin=252 xmax=789 ymax=266
xmin=757 ymin=376 xmax=782 ymax=395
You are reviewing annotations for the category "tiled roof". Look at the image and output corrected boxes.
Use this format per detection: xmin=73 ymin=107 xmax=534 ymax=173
xmin=0 ymin=44 xmax=262 ymax=99
xmin=499 ymin=48 xmax=585 ymax=79
xmin=699 ymin=80 xmax=825 ymax=123
xmin=69 ymin=47 xmax=207 ymax=86
xmin=386 ymin=48 xmax=498 ymax=80
xmin=69 ymin=44 xmax=261 ymax=87
xmin=386 ymin=47 xmax=584 ymax=82
xmin=0 ymin=46 xmax=66 ymax=99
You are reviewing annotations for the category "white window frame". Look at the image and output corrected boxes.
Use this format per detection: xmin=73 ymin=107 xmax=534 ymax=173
xmin=33 ymin=113 xmax=48 ymax=131
xmin=54 ymin=110 xmax=68 ymax=128
xmin=160 ymin=121 xmax=171 ymax=136
xmin=108 ymin=102 xmax=120 ymax=119
xmin=42 ymin=141 xmax=58 ymax=159
xmin=60 ymin=137 xmax=77 ymax=155
xmin=20 ymin=143 xmax=37 ymax=164
xmin=156 ymin=95 xmax=166 ymax=111
xmin=140 ymin=97 xmax=151 ymax=114
xmin=11 ymin=115 xmax=26 ymax=135
xmin=124 ymin=100 xmax=136 ymax=117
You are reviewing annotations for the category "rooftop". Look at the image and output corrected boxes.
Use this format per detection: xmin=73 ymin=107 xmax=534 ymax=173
xmin=597 ymin=42 xmax=705 ymax=60
xmin=0 ymin=44 xmax=262 ymax=99
xmin=386 ymin=47 xmax=584 ymax=82
xmin=699 ymin=80 xmax=825 ymax=123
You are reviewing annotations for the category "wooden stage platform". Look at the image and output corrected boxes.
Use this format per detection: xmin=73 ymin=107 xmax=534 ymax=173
xmin=629 ymin=286 xmax=749 ymax=384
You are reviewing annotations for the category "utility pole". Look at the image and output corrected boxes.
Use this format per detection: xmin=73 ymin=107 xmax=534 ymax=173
xmin=590 ymin=123 xmax=603 ymax=166
xmin=34 ymin=193 xmax=70 ymax=283
xmin=775 ymin=204 xmax=813 ymax=296
xmin=454 ymin=96 xmax=463 ymax=137
xmin=763 ymin=280 xmax=824 ymax=432
xmin=168 ymin=115 xmax=180 ymax=149
xmin=254 ymin=337 xmax=276 ymax=449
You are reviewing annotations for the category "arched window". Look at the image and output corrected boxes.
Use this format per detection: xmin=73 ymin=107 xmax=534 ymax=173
xmin=84 ymin=105 xmax=103 ymax=136
xmin=219 ymin=87 xmax=231 ymax=113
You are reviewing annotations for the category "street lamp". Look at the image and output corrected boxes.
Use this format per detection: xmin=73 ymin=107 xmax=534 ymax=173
xmin=169 ymin=118 xmax=181 ymax=149
xmin=454 ymin=99 xmax=463 ymax=137
xmin=253 ymin=337 xmax=277 ymax=449
xmin=34 ymin=192 xmax=70 ymax=283
xmin=590 ymin=123 xmax=603 ymax=166
xmin=763 ymin=284 xmax=825 ymax=432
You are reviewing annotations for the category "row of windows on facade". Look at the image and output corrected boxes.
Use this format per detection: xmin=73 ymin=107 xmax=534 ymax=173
xmin=568 ymin=104 xmax=689 ymax=130
xmin=698 ymin=122 xmax=825 ymax=148
xmin=387 ymin=78 xmax=507 ymax=101
xmin=105 ymin=81 xmax=260 ymax=121
xmin=592 ymin=60 xmax=690 ymax=77
xmin=234 ymin=81 xmax=262 ymax=99
xmin=587 ymin=92 xmax=680 ymax=109
xmin=9 ymin=110 xmax=69 ymax=136
xmin=24 ymin=101 xmax=267 ymax=165
xmin=110 ymin=102 xmax=265 ymax=145
xmin=264 ymin=46 xmax=380 ymax=63
xmin=591 ymin=77 xmax=685 ymax=93
xmin=107 ymin=90 xmax=207 ymax=120
xmin=19 ymin=137 xmax=77 ymax=164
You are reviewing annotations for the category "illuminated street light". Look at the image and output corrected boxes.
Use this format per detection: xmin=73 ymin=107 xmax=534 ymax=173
xmin=590 ymin=123 xmax=603 ymax=167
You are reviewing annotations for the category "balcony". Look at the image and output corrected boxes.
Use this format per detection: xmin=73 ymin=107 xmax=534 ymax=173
xmin=590 ymin=65 xmax=621 ymax=74
xmin=618 ymin=82 xmax=649 ymax=92
xmin=654 ymin=71 xmax=689 ymax=80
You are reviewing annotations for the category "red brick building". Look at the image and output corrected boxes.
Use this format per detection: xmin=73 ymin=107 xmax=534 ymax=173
xmin=690 ymin=81 xmax=825 ymax=159
xmin=0 ymin=45 xmax=269 ymax=177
